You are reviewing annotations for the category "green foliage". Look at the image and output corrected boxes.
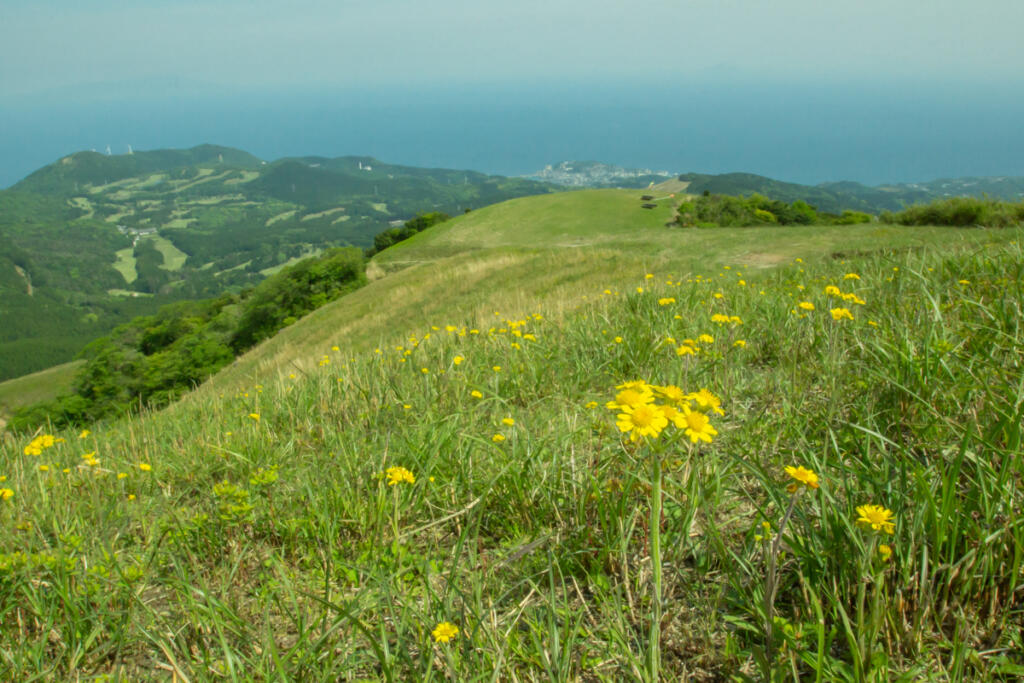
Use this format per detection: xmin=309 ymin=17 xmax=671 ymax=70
xmin=230 ymin=247 xmax=366 ymax=351
xmin=8 ymin=249 xmax=366 ymax=431
xmin=880 ymin=196 xmax=1024 ymax=227
xmin=676 ymin=192 xmax=874 ymax=228
xmin=367 ymin=211 xmax=451 ymax=256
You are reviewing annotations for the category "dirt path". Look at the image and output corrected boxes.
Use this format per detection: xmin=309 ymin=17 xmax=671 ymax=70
xmin=13 ymin=265 xmax=32 ymax=296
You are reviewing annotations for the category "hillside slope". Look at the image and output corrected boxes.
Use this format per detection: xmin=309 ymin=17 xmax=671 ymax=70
xmin=203 ymin=189 xmax=1012 ymax=393
xmin=0 ymin=205 xmax=1019 ymax=679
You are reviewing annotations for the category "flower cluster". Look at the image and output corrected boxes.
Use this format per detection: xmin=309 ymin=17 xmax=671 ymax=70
xmin=23 ymin=434 xmax=63 ymax=456
xmin=385 ymin=466 xmax=416 ymax=486
xmin=606 ymin=380 xmax=721 ymax=443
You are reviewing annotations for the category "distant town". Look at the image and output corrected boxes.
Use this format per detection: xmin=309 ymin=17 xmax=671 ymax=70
xmin=525 ymin=161 xmax=676 ymax=188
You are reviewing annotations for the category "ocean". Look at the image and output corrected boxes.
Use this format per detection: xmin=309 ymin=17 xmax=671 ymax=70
xmin=3 ymin=79 xmax=1023 ymax=188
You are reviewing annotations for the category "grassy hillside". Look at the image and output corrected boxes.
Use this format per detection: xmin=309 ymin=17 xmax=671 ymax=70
xmin=213 ymin=189 xmax=1016 ymax=394
xmin=0 ymin=208 xmax=1020 ymax=679
xmin=0 ymin=361 xmax=81 ymax=425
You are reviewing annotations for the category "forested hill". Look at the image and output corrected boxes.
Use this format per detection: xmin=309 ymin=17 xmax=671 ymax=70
xmin=678 ymin=172 xmax=1024 ymax=214
xmin=0 ymin=145 xmax=559 ymax=379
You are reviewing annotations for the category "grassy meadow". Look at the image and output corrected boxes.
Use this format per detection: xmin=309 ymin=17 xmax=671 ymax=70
xmin=0 ymin=200 xmax=1022 ymax=679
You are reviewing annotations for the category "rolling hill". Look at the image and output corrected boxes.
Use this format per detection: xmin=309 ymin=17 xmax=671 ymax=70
xmin=0 ymin=146 xmax=559 ymax=379
xmin=0 ymin=182 xmax=1019 ymax=679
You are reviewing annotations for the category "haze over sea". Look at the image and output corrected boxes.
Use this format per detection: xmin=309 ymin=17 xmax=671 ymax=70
xmin=4 ymin=77 xmax=1024 ymax=190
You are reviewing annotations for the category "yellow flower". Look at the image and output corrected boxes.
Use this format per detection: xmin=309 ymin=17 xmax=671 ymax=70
xmin=658 ymin=297 xmax=676 ymax=306
xmin=784 ymin=465 xmax=819 ymax=491
xmin=139 ymin=463 xmax=151 ymax=472
xmin=470 ymin=390 xmax=483 ymax=399
xmin=613 ymin=336 xmax=623 ymax=344
xmin=249 ymin=413 xmax=261 ymax=421
xmin=616 ymin=403 xmax=669 ymax=440
xmin=117 ymin=472 xmax=127 ymax=480
xmin=675 ymin=344 xmax=697 ymax=357
xmin=825 ymin=285 xmax=841 ymax=296
xmin=403 ymin=404 xmax=412 ymax=410
xmin=958 ymin=279 xmax=970 ymax=285
xmin=878 ymin=544 xmax=893 ymax=561
xmin=585 ymin=401 xmax=598 ymax=409
xmin=421 ymin=367 xmax=430 ymax=374
xmin=843 ymin=273 xmax=861 ymax=280
xmin=856 ymin=504 xmax=896 ymax=534
xmin=385 ymin=466 xmax=415 ymax=486
xmin=733 ymin=339 xmax=747 ymax=348
xmin=698 ymin=334 xmax=714 ymax=344
xmin=729 ymin=315 xmax=742 ymax=325
xmin=492 ymin=365 xmax=502 ymax=372
xmin=688 ymin=388 xmax=725 ymax=416
xmin=0 ymin=488 xmax=13 ymax=501
xmin=711 ymin=313 xmax=731 ymax=324
xmin=128 ymin=494 xmax=136 ymax=501
xmin=830 ymin=307 xmax=854 ymax=321
xmin=653 ymin=384 xmax=688 ymax=405
xmin=606 ymin=386 xmax=655 ymax=410
xmin=491 ymin=434 xmax=506 ymax=443
xmin=432 ymin=621 xmax=459 ymax=643
xmin=501 ymin=417 xmax=515 ymax=426
xmin=79 ymin=429 xmax=91 ymax=439
xmin=453 ymin=355 xmax=464 ymax=365
xmin=331 ymin=345 xmax=340 ymax=351
xmin=798 ymin=301 xmax=815 ymax=311
xmin=679 ymin=404 xmax=718 ymax=443
xmin=645 ymin=273 xmax=654 ymax=280
xmin=39 ymin=465 xmax=50 ymax=472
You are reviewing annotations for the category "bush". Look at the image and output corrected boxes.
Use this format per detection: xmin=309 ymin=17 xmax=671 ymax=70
xmin=882 ymin=197 xmax=1024 ymax=227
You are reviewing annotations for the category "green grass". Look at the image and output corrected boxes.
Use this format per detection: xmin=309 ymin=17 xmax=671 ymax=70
xmin=0 ymin=361 xmax=82 ymax=422
xmin=1 ymin=192 xmax=1022 ymax=679
xmin=148 ymin=234 xmax=188 ymax=271
xmin=4 ymin=232 xmax=1019 ymax=679
xmin=112 ymin=247 xmax=137 ymax=284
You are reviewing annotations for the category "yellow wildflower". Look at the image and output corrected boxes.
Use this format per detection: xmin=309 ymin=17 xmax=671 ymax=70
xmin=879 ymin=544 xmax=893 ymax=561
xmin=843 ymin=273 xmax=860 ymax=280
xmin=658 ymin=297 xmax=676 ymax=306
xmin=825 ymin=285 xmax=841 ymax=296
xmin=471 ymin=390 xmax=483 ymax=399
xmin=79 ymin=429 xmax=91 ymax=439
xmin=856 ymin=504 xmax=896 ymax=534
xmin=679 ymin=404 xmax=718 ymax=444
xmin=616 ymin=403 xmax=669 ymax=440
xmin=491 ymin=434 xmax=506 ymax=443
xmin=798 ymin=301 xmax=815 ymax=311
xmin=139 ymin=463 xmax=151 ymax=472
xmin=432 ymin=621 xmax=459 ymax=643
xmin=830 ymin=307 xmax=854 ymax=321
xmin=249 ymin=413 xmax=261 ymax=421
xmin=0 ymin=489 xmax=13 ymax=501
xmin=501 ymin=417 xmax=515 ymax=426
xmin=733 ymin=339 xmax=747 ymax=348
xmin=385 ymin=466 xmax=415 ymax=486
xmin=453 ymin=355 xmax=464 ymax=365
xmin=784 ymin=465 xmax=820 ymax=491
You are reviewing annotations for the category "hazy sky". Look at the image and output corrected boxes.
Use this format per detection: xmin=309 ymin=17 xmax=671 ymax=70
xmin=3 ymin=0 xmax=1023 ymax=97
